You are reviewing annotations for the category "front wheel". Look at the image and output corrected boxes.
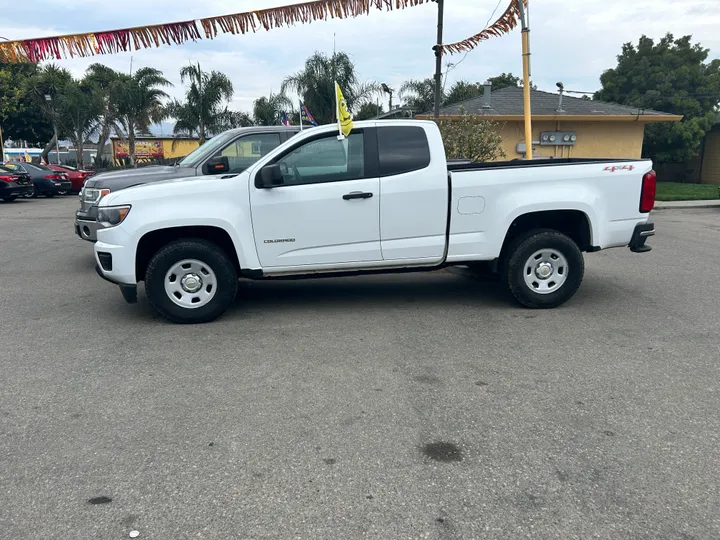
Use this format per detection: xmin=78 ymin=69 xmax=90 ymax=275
xmin=504 ymin=230 xmax=584 ymax=309
xmin=24 ymin=185 xmax=37 ymax=199
xmin=145 ymin=239 xmax=238 ymax=324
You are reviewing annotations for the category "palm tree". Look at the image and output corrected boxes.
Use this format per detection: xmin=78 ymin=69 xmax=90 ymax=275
xmin=23 ymin=64 xmax=72 ymax=163
xmin=399 ymin=78 xmax=437 ymax=115
xmin=281 ymin=52 xmax=379 ymax=125
xmin=113 ymin=67 xmax=172 ymax=166
xmin=56 ymin=78 xmax=103 ymax=168
xmin=168 ymin=63 xmax=234 ymax=144
xmin=85 ymin=63 xmax=123 ymax=167
xmin=252 ymin=93 xmax=292 ymax=126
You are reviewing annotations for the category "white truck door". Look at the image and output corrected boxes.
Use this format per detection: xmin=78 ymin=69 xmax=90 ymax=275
xmin=250 ymin=130 xmax=381 ymax=268
xmin=377 ymin=125 xmax=448 ymax=261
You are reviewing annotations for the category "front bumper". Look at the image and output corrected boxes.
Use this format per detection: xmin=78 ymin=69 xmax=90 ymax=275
xmin=94 ymin=225 xmax=137 ymax=286
xmin=75 ymin=206 xmax=100 ymax=242
xmin=628 ymin=222 xmax=655 ymax=253
xmin=75 ymin=217 xmax=101 ymax=242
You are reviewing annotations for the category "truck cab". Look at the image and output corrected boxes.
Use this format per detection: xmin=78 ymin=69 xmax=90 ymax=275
xmin=75 ymin=126 xmax=300 ymax=242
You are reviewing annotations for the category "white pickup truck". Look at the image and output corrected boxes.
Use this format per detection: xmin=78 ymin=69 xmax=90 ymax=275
xmin=93 ymin=120 xmax=656 ymax=323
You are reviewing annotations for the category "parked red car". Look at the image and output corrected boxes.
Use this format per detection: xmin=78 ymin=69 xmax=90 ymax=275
xmin=47 ymin=164 xmax=93 ymax=193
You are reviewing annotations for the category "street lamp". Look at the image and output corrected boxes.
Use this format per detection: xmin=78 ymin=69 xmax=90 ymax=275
xmin=381 ymin=83 xmax=394 ymax=111
xmin=44 ymin=94 xmax=61 ymax=165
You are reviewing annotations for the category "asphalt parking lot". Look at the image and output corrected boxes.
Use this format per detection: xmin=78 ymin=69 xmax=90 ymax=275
xmin=1 ymin=197 xmax=719 ymax=539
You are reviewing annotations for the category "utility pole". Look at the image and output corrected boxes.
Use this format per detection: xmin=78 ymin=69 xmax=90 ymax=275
xmin=432 ymin=0 xmax=445 ymax=118
xmin=518 ymin=0 xmax=533 ymax=160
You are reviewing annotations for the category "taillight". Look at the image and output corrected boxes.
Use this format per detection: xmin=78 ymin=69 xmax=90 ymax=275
xmin=0 ymin=175 xmax=14 ymax=182
xmin=44 ymin=174 xmax=61 ymax=180
xmin=640 ymin=170 xmax=656 ymax=213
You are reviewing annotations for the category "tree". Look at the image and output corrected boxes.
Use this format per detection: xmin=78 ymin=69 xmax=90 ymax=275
xmin=85 ymin=63 xmax=123 ymax=166
xmin=220 ymin=110 xmax=254 ymax=129
xmin=355 ymin=102 xmax=384 ymax=120
xmin=168 ymin=63 xmax=234 ymax=144
xmin=23 ymin=64 xmax=73 ymax=162
xmin=435 ymin=109 xmax=506 ymax=162
xmin=252 ymin=93 xmax=292 ymax=126
xmin=113 ymin=67 xmax=172 ymax=166
xmin=55 ymin=78 xmax=103 ymax=168
xmin=0 ymin=63 xmax=53 ymax=147
xmin=399 ymin=78 xmax=437 ymax=115
xmin=444 ymin=81 xmax=484 ymax=106
xmin=487 ymin=73 xmax=522 ymax=91
xmin=595 ymin=34 xmax=720 ymax=163
xmin=281 ymin=51 xmax=379 ymax=125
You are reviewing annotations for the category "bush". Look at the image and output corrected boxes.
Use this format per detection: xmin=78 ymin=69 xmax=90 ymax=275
xmin=435 ymin=109 xmax=506 ymax=162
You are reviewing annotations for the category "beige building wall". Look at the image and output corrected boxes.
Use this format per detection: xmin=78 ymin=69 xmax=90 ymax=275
xmin=497 ymin=121 xmax=646 ymax=161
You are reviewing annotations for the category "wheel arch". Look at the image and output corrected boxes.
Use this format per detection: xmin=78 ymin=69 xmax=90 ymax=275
xmin=135 ymin=226 xmax=241 ymax=282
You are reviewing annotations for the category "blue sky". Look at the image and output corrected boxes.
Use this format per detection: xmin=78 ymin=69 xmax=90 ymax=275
xmin=2 ymin=0 xmax=719 ymax=119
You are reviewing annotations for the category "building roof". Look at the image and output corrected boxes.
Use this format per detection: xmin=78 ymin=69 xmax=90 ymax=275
xmin=427 ymin=86 xmax=681 ymax=122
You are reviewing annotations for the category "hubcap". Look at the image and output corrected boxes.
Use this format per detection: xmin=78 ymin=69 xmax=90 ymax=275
xmin=523 ymin=249 xmax=568 ymax=295
xmin=165 ymin=259 xmax=217 ymax=309
xmin=181 ymin=273 xmax=203 ymax=293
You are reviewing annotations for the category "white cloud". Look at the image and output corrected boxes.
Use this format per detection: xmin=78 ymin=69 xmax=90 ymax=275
xmin=2 ymin=0 xmax=718 ymax=118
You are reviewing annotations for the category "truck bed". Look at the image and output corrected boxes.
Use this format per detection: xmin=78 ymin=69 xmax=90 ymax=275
xmin=447 ymin=157 xmax=642 ymax=172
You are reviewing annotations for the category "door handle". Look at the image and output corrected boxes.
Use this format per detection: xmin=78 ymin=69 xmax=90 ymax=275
xmin=343 ymin=191 xmax=373 ymax=200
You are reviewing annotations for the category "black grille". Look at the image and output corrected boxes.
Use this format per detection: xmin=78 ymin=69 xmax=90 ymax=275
xmin=98 ymin=252 xmax=112 ymax=271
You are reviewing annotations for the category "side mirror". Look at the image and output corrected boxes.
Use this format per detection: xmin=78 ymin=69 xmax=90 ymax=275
xmin=205 ymin=155 xmax=229 ymax=174
xmin=257 ymin=164 xmax=284 ymax=188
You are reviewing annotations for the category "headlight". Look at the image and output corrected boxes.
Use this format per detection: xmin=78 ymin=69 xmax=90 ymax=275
xmin=84 ymin=188 xmax=111 ymax=204
xmin=97 ymin=205 xmax=131 ymax=227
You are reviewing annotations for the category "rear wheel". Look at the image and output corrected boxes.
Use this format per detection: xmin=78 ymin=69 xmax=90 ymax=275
xmin=2 ymin=196 xmax=18 ymax=202
xmin=145 ymin=239 xmax=238 ymax=324
xmin=504 ymin=229 xmax=584 ymax=309
xmin=57 ymin=188 xmax=69 ymax=195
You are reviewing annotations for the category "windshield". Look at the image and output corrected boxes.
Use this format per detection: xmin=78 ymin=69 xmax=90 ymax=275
xmin=177 ymin=131 xmax=239 ymax=168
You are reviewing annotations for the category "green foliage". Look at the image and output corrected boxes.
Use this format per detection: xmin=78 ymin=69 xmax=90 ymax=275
xmin=55 ymin=78 xmax=103 ymax=167
xmin=252 ymin=94 xmax=292 ymax=126
xmin=113 ymin=67 xmax=172 ymax=165
xmin=444 ymin=81 xmax=484 ymax=106
xmin=400 ymin=78 xmax=436 ymax=115
xmin=0 ymin=64 xmax=53 ymax=145
xmin=595 ymin=34 xmax=720 ymax=163
xmin=282 ymin=52 xmax=379 ymax=125
xmin=435 ymin=109 xmax=506 ymax=162
xmin=85 ymin=63 xmax=123 ymax=166
xmin=355 ymin=102 xmax=384 ymax=120
xmin=169 ymin=63 xmax=235 ymax=143
xmin=489 ymin=72 xmax=536 ymax=90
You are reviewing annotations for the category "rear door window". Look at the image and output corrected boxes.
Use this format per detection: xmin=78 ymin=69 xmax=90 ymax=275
xmin=377 ymin=126 xmax=431 ymax=176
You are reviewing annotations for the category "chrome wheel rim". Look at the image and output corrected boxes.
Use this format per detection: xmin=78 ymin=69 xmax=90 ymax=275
xmin=164 ymin=259 xmax=217 ymax=309
xmin=523 ymin=248 xmax=568 ymax=294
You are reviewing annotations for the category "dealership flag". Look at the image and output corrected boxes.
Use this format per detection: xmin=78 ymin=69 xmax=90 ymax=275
xmin=281 ymin=112 xmax=291 ymax=126
xmin=335 ymin=83 xmax=353 ymax=138
xmin=299 ymin=102 xmax=318 ymax=129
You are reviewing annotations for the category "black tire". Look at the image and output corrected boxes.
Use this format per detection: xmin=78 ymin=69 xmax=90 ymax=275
xmin=145 ymin=238 xmax=238 ymax=324
xmin=504 ymin=229 xmax=584 ymax=309
xmin=25 ymin=185 xmax=37 ymax=199
xmin=2 ymin=196 xmax=18 ymax=202
xmin=57 ymin=189 xmax=69 ymax=196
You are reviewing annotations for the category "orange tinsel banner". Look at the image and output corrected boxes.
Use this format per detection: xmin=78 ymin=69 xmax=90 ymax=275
xmin=0 ymin=0 xmax=427 ymax=63
xmin=439 ymin=0 xmax=525 ymax=55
